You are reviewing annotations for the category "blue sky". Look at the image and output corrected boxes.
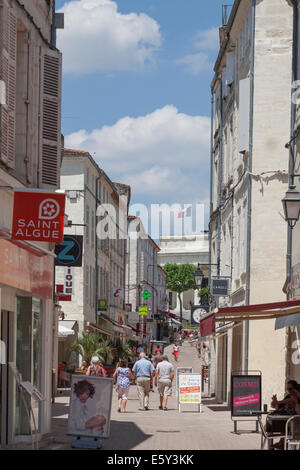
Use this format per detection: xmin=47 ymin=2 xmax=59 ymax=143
xmin=56 ymin=0 xmax=226 ymax=229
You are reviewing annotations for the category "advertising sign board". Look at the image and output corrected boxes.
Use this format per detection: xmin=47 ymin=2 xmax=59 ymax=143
xmin=68 ymin=375 xmax=113 ymax=439
xmin=211 ymin=278 xmax=230 ymax=296
xmin=231 ymin=375 xmax=262 ymax=417
xmin=178 ymin=373 xmax=202 ymax=413
xmin=176 ymin=367 xmax=193 ymax=390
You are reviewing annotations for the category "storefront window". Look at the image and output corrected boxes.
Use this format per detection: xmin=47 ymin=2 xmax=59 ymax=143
xmin=15 ymin=297 xmax=42 ymax=436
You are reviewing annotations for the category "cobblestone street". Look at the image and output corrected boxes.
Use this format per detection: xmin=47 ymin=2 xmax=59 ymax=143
xmin=37 ymin=341 xmax=262 ymax=450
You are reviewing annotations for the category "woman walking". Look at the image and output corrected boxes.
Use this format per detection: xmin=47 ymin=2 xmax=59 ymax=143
xmin=113 ymin=359 xmax=133 ymax=413
xmin=173 ymin=343 xmax=179 ymax=362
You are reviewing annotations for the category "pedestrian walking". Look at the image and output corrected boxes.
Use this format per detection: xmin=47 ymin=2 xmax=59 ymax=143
xmin=113 ymin=359 xmax=133 ymax=413
xmin=132 ymin=352 xmax=155 ymax=410
xmin=172 ymin=343 xmax=179 ymax=362
xmin=155 ymin=355 xmax=174 ymax=411
xmin=86 ymin=356 xmax=107 ymax=377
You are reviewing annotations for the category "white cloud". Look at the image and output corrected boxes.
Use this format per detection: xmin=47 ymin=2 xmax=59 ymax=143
xmin=175 ymin=52 xmax=213 ymax=76
xmin=176 ymin=26 xmax=219 ymax=76
xmin=57 ymin=0 xmax=162 ymax=75
xmin=64 ymin=105 xmax=210 ymax=204
xmin=194 ymin=27 xmax=219 ymax=51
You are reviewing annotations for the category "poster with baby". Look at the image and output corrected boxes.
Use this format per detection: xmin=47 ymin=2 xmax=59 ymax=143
xmin=68 ymin=375 xmax=113 ymax=439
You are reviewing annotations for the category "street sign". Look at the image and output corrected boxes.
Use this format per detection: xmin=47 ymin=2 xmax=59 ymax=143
xmin=55 ymin=235 xmax=83 ymax=267
xmin=139 ymin=306 xmax=148 ymax=316
xmin=211 ymin=278 xmax=230 ymax=296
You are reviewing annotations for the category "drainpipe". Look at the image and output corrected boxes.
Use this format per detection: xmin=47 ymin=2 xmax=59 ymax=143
xmin=51 ymin=0 xmax=56 ymax=47
xmin=287 ymin=0 xmax=299 ymax=285
xmin=95 ymin=176 xmax=100 ymax=323
xmin=216 ymin=77 xmax=224 ymax=309
xmin=244 ymin=0 xmax=256 ymax=373
xmin=209 ymin=89 xmax=215 ymax=293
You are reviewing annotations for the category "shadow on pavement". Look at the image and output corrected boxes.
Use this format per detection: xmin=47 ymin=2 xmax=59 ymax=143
xmin=207 ymin=405 xmax=231 ymax=412
xmin=104 ymin=420 xmax=153 ymax=450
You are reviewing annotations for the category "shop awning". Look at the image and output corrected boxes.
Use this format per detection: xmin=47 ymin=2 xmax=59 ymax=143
xmin=86 ymin=322 xmax=114 ymax=337
xmin=199 ymin=300 xmax=300 ymax=337
xmin=275 ymin=313 xmax=300 ymax=330
xmin=58 ymin=325 xmax=75 ymax=337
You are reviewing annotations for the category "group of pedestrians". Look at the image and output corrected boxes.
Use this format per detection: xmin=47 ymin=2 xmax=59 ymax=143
xmin=112 ymin=347 xmax=177 ymax=413
xmin=78 ymin=344 xmax=179 ymax=414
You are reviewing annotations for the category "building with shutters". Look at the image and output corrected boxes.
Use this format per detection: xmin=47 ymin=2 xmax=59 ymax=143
xmin=56 ymin=149 xmax=133 ymax=348
xmin=209 ymin=0 xmax=293 ymax=405
xmin=126 ymin=215 xmax=165 ymax=342
xmin=0 ymin=0 xmax=63 ymax=446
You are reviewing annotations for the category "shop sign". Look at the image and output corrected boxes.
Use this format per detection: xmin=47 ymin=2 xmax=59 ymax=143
xmin=139 ymin=306 xmax=148 ymax=316
xmin=0 ymin=239 xmax=53 ymax=298
xmin=231 ymin=374 xmax=262 ymax=417
xmin=12 ymin=191 xmax=65 ymax=243
xmin=98 ymin=299 xmax=108 ymax=311
xmin=211 ymin=278 xmax=230 ymax=296
xmin=55 ymin=235 xmax=83 ymax=267
xmin=64 ymin=267 xmax=74 ymax=295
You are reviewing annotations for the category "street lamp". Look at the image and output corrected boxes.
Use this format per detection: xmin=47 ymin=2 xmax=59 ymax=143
xmin=282 ymin=185 xmax=300 ymax=229
xmin=194 ymin=263 xmax=205 ymax=288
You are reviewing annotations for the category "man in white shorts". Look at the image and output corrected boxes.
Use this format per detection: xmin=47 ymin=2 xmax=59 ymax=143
xmin=155 ymin=355 xmax=174 ymax=411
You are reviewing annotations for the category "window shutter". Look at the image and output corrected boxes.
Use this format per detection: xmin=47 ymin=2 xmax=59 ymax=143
xmin=0 ymin=4 xmax=16 ymax=168
xmin=238 ymin=77 xmax=250 ymax=153
xmin=39 ymin=48 xmax=62 ymax=188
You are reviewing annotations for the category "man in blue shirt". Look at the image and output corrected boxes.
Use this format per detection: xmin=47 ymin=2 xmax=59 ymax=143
xmin=132 ymin=352 xmax=155 ymax=410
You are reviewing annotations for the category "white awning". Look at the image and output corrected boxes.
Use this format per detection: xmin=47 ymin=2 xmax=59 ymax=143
xmin=58 ymin=325 xmax=75 ymax=337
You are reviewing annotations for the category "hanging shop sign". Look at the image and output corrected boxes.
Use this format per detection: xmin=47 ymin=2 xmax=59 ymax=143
xmin=64 ymin=267 xmax=74 ymax=295
xmin=139 ymin=306 xmax=148 ymax=316
xmin=12 ymin=191 xmax=65 ymax=243
xmin=55 ymin=235 xmax=83 ymax=267
xmin=98 ymin=299 xmax=108 ymax=311
xmin=231 ymin=374 xmax=262 ymax=417
xmin=211 ymin=278 xmax=230 ymax=297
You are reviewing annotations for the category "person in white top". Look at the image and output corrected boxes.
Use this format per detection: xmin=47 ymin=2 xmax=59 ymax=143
xmin=155 ymin=355 xmax=174 ymax=411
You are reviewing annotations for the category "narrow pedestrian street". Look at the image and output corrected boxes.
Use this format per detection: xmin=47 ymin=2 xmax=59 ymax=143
xmin=38 ymin=342 xmax=261 ymax=451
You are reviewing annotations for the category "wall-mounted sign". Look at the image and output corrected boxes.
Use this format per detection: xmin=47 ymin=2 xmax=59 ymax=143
xmin=55 ymin=235 xmax=83 ymax=267
xmin=112 ymin=287 xmax=124 ymax=299
xmin=231 ymin=374 xmax=262 ymax=417
xmin=98 ymin=299 xmax=108 ymax=311
xmin=142 ymin=290 xmax=151 ymax=300
xmin=12 ymin=191 xmax=65 ymax=243
xmin=139 ymin=306 xmax=148 ymax=316
xmin=211 ymin=278 xmax=230 ymax=297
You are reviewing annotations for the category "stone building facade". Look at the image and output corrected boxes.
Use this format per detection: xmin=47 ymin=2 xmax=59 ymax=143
xmin=0 ymin=0 xmax=63 ymax=446
xmin=210 ymin=0 xmax=293 ymax=404
xmin=56 ymin=149 xmax=130 ymax=343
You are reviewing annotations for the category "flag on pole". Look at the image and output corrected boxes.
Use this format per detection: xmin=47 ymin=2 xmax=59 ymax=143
xmin=177 ymin=205 xmax=192 ymax=219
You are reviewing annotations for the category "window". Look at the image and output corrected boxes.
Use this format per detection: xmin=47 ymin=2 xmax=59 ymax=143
xmin=85 ymin=204 xmax=90 ymax=245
